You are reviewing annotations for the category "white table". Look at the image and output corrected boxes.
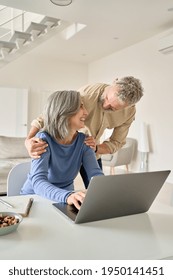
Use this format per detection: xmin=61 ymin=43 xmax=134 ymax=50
xmin=0 ymin=183 xmax=173 ymax=260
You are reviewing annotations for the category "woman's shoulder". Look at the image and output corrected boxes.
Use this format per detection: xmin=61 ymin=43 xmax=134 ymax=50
xmin=77 ymin=131 xmax=86 ymax=141
xmin=36 ymin=131 xmax=52 ymax=142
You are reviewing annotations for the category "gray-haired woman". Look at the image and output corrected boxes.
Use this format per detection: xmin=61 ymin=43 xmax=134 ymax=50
xmin=21 ymin=90 xmax=104 ymax=209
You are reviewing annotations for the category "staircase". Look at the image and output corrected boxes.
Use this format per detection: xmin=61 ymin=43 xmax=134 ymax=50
xmin=0 ymin=5 xmax=63 ymax=66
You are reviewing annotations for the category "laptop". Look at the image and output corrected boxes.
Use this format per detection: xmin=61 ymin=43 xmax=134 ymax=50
xmin=52 ymin=170 xmax=170 ymax=224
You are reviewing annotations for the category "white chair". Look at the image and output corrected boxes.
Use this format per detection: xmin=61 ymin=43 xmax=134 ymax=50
xmin=7 ymin=161 xmax=31 ymax=196
xmin=101 ymin=138 xmax=136 ymax=174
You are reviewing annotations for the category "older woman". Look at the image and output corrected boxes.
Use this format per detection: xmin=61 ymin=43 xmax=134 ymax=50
xmin=21 ymin=90 xmax=103 ymax=209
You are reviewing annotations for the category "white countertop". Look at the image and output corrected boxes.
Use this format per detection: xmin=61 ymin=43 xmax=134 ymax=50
xmin=0 ymin=183 xmax=173 ymax=260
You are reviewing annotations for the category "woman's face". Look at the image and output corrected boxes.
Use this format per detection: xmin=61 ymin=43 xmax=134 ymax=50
xmin=69 ymin=101 xmax=88 ymax=131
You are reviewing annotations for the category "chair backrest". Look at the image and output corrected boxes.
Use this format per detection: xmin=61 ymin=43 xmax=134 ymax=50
xmin=101 ymin=138 xmax=136 ymax=167
xmin=111 ymin=137 xmax=136 ymax=166
xmin=7 ymin=161 xmax=31 ymax=196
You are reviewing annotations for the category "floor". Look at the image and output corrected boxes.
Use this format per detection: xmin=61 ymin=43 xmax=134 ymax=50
xmin=74 ymin=166 xmax=128 ymax=190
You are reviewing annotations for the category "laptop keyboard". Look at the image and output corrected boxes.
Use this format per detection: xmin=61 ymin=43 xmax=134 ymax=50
xmin=70 ymin=205 xmax=79 ymax=214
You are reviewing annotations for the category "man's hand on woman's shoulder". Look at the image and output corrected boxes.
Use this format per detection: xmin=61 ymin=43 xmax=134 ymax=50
xmin=25 ymin=137 xmax=48 ymax=159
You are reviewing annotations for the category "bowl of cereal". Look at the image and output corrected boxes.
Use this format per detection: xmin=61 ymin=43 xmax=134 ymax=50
xmin=0 ymin=212 xmax=23 ymax=236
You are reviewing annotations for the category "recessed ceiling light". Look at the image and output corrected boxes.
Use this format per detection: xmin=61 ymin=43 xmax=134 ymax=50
xmin=50 ymin=0 xmax=72 ymax=6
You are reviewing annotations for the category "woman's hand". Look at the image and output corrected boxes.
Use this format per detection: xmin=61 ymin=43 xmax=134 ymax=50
xmin=25 ymin=137 xmax=48 ymax=159
xmin=67 ymin=191 xmax=86 ymax=210
xmin=84 ymin=135 xmax=97 ymax=151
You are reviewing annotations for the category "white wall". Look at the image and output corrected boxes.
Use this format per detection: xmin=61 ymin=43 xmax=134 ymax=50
xmin=88 ymin=30 xmax=173 ymax=183
xmin=0 ymin=51 xmax=88 ymax=128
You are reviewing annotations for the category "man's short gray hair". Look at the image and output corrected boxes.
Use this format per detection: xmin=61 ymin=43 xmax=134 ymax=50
xmin=116 ymin=76 xmax=143 ymax=105
xmin=42 ymin=90 xmax=81 ymax=140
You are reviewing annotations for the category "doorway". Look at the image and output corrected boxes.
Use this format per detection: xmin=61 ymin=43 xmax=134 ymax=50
xmin=0 ymin=87 xmax=28 ymax=137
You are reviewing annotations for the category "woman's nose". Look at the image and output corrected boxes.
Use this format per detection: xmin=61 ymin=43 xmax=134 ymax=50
xmin=84 ymin=107 xmax=88 ymax=116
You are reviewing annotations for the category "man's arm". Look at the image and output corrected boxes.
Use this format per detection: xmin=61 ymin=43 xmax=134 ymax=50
xmin=101 ymin=113 xmax=136 ymax=155
xmin=26 ymin=125 xmax=40 ymax=140
xmin=25 ymin=124 xmax=48 ymax=159
xmin=96 ymin=142 xmax=111 ymax=155
xmin=84 ymin=136 xmax=111 ymax=155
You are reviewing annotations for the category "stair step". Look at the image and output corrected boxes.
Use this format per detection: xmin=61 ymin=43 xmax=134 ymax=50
xmin=25 ymin=22 xmax=47 ymax=35
xmin=10 ymin=31 xmax=32 ymax=44
xmin=0 ymin=41 xmax=17 ymax=52
xmin=40 ymin=16 xmax=61 ymax=28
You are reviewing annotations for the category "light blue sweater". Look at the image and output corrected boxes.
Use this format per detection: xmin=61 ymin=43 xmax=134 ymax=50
xmin=21 ymin=131 xmax=104 ymax=202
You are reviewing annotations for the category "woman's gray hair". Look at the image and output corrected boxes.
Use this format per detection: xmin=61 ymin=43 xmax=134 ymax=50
xmin=116 ymin=76 xmax=144 ymax=105
xmin=42 ymin=90 xmax=81 ymax=140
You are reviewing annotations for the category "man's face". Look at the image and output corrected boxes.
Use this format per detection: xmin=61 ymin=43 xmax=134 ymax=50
xmin=102 ymin=85 xmax=129 ymax=111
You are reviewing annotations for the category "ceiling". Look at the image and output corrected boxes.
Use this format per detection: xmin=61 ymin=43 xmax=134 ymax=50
xmin=0 ymin=0 xmax=173 ymax=63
